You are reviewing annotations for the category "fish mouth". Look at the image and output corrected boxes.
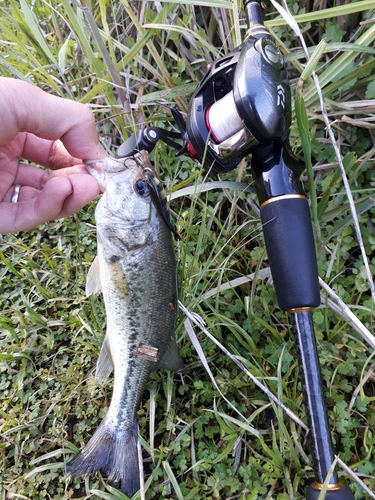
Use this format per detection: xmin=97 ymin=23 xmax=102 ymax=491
xmin=84 ymin=157 xmax=129 ymax=192
xmin=84 ymin=155 xmax=152 ymax=192
xmin=84 ymin=162 xmax=106 ymax=192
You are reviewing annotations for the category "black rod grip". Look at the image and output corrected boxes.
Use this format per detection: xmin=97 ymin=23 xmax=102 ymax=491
xmin=260 ymin=196 xmax=320 ymax=311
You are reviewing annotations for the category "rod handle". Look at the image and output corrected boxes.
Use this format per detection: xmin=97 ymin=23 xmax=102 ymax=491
xmin=260 ymin=196 xmax=320 ymax=311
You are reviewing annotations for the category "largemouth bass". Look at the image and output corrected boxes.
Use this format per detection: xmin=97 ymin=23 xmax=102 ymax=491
xmin=66 ymin=152 xmax=183 ymax=497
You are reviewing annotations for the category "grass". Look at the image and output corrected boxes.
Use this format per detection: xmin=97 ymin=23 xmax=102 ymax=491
xmin=1 ymin=0 xmax=375 ymax=499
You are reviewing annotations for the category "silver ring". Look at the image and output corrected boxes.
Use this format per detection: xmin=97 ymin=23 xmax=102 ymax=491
xmin=11 ymin=185 xmax=21 ymax=203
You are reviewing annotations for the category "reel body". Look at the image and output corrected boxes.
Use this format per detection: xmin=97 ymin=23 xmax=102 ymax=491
xmin=186 ymin=33 xmax=291 ymax=178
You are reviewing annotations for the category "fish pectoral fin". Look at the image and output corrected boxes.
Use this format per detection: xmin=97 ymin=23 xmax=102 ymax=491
xmin=95 ymin=336 xmax=114 ymax=384
xmin=155 ymin=336 xmax=184 ymax=372
xmin=86 ymin=255 xmax=102 ymax=297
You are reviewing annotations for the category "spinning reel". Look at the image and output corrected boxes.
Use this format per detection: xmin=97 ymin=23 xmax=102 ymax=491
xmin=117 ymin=1 xmax=356 ymax=498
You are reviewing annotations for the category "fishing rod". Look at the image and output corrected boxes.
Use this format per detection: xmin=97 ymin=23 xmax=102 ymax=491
xmin=117 ymin=1 xmax=355 ymax=497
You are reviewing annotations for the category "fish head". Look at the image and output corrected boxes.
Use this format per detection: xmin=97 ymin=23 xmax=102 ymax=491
xmin=104 ymin=162 xmax=153 ymax=222
xmin=86 ymin=153 xmax=161 ymax=253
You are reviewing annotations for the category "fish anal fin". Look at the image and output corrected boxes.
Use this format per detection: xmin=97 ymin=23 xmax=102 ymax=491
xmin=95 ymin=336 xmax=114 ymax=385
xmin=155 ymin=336 xmax=184 ymax=372
xmin=86 ymin=255 xmax=102 ymax=297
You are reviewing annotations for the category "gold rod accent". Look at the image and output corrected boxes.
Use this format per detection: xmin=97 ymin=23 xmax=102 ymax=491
xmin=288 ymin=307 xmax=314 ymax=313
xmin=260 ymin=194 xmax=307 ymax=208
xmin=247 ymin=23 xmax=267 ymax=30
xmin=311 ymin=482 xmax=344 ymax=491
xmin=244 ymin=25 xmax=270 ymax=41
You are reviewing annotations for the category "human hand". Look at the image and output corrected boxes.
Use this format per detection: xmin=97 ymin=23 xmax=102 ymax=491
xmin=0 ymin=77 xmax=107 ymax=233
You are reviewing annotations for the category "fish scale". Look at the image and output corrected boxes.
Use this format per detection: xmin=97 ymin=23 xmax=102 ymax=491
xmin=66 ymin=152 xmax=184 ymax=497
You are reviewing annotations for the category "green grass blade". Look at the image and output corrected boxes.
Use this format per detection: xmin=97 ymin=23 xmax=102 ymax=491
xmin=80 ymin=0 xmax=129 ymax=112
xmin=143 ymin=23 xmax=221 ymax=58
xmin=150 ymin=0 xmax=231 ymax=5
xmin=317 ymin=153 xmax=357 ymax=221
xmin=295 ymin=88 xmax=318 ymax=226
xmin=305 ymin=24 xmax=375 ymax=107
xmin=323 ymin=197 xmax=375 ymax=244
xmin=300 ymin=39 xmax=327 ymax=82
xmin=162 ymin=461 xmax=184 ymax=500
xmin=19 ymin=0 xmax=56 ymax=64
xmin=267 ymin=0 xmax=375 ymax=26
xmin=59 ymin=0 xmax=104 ymax=75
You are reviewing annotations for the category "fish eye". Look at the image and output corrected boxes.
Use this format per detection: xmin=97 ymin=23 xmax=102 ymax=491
xmin=135 ymin=179 xmax=149 ymax=197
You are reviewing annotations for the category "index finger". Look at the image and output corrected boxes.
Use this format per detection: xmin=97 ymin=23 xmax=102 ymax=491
xmin=0 ymin=77 xmax=105 ymax=161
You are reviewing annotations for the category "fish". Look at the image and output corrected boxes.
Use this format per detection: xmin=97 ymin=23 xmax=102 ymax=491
xmin=66 ymin=151 xmax=184 ymax=497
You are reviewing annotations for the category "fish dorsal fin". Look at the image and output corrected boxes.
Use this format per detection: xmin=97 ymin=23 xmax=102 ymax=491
xmin=95 ymin=336 xmax=114 ymax=385
xmin=86 ymin=255 xmax=102 ymax=297
xmin=155 ymin=336 xmax=184 ymax=372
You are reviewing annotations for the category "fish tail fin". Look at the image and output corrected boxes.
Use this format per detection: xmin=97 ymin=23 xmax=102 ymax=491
xmin=66 ymin=417 xmax=140 ymax=497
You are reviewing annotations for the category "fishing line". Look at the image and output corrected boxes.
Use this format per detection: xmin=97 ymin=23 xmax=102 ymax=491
xmin=206 ymin=91 xmax=244 ymax=143
xmin=146 ymin=174 xmax=181 ymax=241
